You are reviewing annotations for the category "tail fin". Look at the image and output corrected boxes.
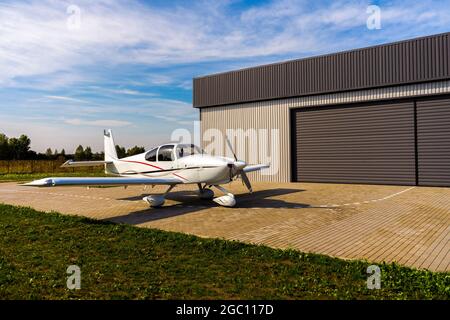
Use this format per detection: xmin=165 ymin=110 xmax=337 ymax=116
xmin=104 ymin=129 xmax=118 ymax=161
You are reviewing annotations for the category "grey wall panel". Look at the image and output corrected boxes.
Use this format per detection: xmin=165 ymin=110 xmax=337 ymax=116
xmin=200 ymin=81 xmax=450 ymax=182
xmin=200 ymin=101 xmax=291 ymax=182
xmin=194 ymin=32 xmax=450 ymax=108
xmin=417 ymin=98 xmax=450 ymax=186
xmin=293 ymin=102 xmax=416 ymax=185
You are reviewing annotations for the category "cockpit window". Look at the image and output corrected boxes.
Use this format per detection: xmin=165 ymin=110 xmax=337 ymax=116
xmin=176 ymin=144 xmax=203 ymax=158
xmin=145 ymin=148 xmax=157 ymax=162
xmin=157 ymin=145 xmax=174 ymax=161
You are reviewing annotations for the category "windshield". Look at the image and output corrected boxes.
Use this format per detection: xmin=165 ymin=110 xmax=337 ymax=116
xmin=176 ymin=144 xmax=204 ymax=158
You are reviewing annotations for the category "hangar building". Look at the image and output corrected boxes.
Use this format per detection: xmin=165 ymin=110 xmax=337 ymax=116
xmin=193 ymin=32 xmax=450 ymax=186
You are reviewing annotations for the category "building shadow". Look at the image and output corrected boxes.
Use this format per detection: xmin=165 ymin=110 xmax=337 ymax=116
xmin=106 ymin=188 xmax=310 ymax=225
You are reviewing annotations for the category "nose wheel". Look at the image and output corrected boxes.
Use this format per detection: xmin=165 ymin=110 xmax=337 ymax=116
xmin=142 ymin=184 xmax=236 ymax=208
xmin=197 ymin=183 xmax=215 ymax=200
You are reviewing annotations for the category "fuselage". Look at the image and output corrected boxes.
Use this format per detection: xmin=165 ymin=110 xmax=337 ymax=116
xmin=106 ymin=143 xmax=236 ymax=185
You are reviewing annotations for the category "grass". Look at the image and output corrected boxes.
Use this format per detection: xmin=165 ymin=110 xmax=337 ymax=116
xmin=0 ymin=203 xmax=448 ymax=300
xmin=0 ymin=172 xmax=108 ymax=182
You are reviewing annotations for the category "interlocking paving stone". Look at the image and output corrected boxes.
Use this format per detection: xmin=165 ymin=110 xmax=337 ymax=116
xmin=0 ymin=181 xmax=448 ymax=272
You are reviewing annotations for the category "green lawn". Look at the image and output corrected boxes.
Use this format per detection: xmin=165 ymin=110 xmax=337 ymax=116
xmin=0 ymin=172 xmax=108 ymax=182
xmin=0 ymin=203 xmax=448 ymax=300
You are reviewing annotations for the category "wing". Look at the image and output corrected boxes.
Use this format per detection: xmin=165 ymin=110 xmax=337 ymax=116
xmin=243 ymin=164 xmax=270 ymax=173
xmin=22 ymin=177 xmax=182 ymax=187
xmin=61 ymin=160 xmax=113 ymax=167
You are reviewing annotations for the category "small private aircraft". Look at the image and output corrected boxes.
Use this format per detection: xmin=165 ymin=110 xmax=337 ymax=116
xmin=24 ymin=130 xmax=270 ymax=207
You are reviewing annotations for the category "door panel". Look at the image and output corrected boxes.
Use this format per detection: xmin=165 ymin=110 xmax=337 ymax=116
xmin=417 ymin=98 xmax=450 ymax=186
xmin=293 ymin=102 xmax=416 ymax=185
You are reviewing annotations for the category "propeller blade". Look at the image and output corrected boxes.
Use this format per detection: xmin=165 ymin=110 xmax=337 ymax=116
xmin=227 ymin=163 xmax=233 ymax=181
xmin=240 ymin=171 xmax=252 ymax=193
xmin=225 ymin=135 xmax=238 ymax=161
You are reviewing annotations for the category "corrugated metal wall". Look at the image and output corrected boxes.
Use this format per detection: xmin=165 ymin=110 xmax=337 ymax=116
xmin=200 ymin=80 xmax=450 ymax=182
xmin=194 ymin=33 xmax=450 ymax=108
xmin=200 ymin=100 xmax=291 ymax=182
xmin=293 ymin=102 xmax=416 ymax=185
xmin=417 ymin=98 xmax=450 ymax=186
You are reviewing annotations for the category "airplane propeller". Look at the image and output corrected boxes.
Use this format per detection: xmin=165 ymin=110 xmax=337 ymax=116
xmin=225 ymin=136 xmax=253 ymax=193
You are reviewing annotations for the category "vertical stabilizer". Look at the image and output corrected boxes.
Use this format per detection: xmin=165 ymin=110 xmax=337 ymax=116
xmin=104 ymin=129 xmax=118 ymax=161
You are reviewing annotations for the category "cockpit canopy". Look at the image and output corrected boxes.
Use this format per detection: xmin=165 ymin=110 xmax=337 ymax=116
xmin=176 ymin=144 xmax=203 ymax=158
xmin=144 ymin=144 xmax=204 ymax=162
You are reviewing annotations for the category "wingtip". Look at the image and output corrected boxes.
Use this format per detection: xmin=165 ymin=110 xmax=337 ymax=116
xmin=21 ymin=178 xmax=54 ymax=187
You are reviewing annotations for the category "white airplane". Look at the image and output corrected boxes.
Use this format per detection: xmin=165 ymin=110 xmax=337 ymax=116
xmin=24 ymin=130 xmax=269 ymax=207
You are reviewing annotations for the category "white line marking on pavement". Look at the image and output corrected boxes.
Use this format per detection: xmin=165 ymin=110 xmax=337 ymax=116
xmin=316 ymin=187 xmax=416 ymax=208
xmin=0 ymin=186 xmax=416 ymax=210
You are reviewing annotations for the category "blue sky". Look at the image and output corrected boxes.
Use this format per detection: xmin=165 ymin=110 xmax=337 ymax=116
xmin=0 ymin=0 xmax=449 ymax=152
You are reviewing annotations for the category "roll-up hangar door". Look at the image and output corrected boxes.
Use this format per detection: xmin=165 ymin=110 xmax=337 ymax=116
xmin=417 ymin=98 xmax=450 ymax=187
xmin=292 ymin=102 xmax=417 ymax=185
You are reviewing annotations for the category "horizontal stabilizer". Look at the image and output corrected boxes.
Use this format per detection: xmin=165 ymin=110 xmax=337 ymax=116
xmin=22 ymin=177 xmax=182 ymax=187
xmin=61 ymin=160 xmax=113 ymax=168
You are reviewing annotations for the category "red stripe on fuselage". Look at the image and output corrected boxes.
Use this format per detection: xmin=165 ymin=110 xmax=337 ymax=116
xmin=121 ymin=160 xmax=163 ymax=170
xmin=172 ymin=173 xmax=188 ymax=181
xmin=120 ymin=160 xmax=188 ymax=181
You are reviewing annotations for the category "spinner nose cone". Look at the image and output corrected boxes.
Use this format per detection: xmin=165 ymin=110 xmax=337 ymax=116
xmin=233 ymin=160 xmax=246 ymax=171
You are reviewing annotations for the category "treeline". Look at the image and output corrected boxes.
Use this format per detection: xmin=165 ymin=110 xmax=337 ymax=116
xmin=115 ymin=145 xmax=145 ymax=159
xmin=0 ymin=133 xmax=39 ymax=160
xmin=74 ymin=145 xmax=145 ymax=160
xmin=0 ymin=133 xmax=145 ymax=161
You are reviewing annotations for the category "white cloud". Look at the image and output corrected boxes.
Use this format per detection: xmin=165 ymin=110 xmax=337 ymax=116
xmin=87 ymin=86 xmax=158 ymax=97
xmin=177 ymin=80 xmax=193 ymax=90
xmin=44 ymin=95 xmax=89 ymax=103
xmin=64 ymin=118 xmax=131 ymax=127
xmin=1 ymin=0 xmax=448 ymax=154
xmin=146 ymin=74 xmax=174 ymax=86
xmin=114 ymin=89 xmax=144 ymax=95
xmin=2 ymin=0 xmax=447 ymax=89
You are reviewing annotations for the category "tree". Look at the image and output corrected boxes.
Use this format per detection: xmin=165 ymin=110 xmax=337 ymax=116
xmin=93 ymin=151 xmax=104 ymax=160
xmin=17 ymin=135 xmax=31 ymax=159
xmin=126 ymin=146 xmax=145 ymax=157
xmin=8 ymin=138 xmax=19 ymax=159
xmin=115 ymin=145 xmax=126 ymax=159
xmin=0 ymin=133 xmax=9 ymax=159
xmin=74 ymin=145 xmax=85 ymax=161
xmin=26 ymin=150 xmax=37 ymax=160
xmin=57 ymin=149 xmax=66 ymax=161
xmin=84 ymin=146 xmax=93 ymax=160
xmin=8 ymin=134 xmax=31 ymax=160
xmin=45 ymin=148 xmax=53 ymax=158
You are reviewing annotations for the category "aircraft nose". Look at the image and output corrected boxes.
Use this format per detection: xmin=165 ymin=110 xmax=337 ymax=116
xmin=233 ymin=160 xmax=246 ymax=170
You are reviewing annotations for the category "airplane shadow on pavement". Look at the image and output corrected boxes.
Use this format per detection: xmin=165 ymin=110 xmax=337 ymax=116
xmin=107 ymin=188 xmax=310 ymax=225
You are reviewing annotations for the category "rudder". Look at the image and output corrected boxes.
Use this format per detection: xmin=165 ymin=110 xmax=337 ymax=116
xmin=104 ymin=129 xmax=118 ymax=161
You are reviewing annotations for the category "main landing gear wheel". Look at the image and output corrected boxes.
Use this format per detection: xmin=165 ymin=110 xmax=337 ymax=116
xmin=142 ymin=184 xmax=175 ymax=207
xmin=142 ymin=195 xmax=165 ymax=207
xmin=212 ymin=185 xmax=236 ymax=207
